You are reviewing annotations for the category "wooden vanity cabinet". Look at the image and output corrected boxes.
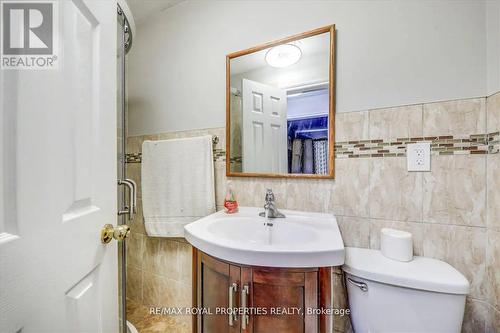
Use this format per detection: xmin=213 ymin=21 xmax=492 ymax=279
xmin=194 ymin=250 xmax=332 ymax=333
xmin=196 ymin=252 xmax=241 ymax=333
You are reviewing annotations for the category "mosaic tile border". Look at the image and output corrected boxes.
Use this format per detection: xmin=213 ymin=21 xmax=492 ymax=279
xmin=229 ymin=156 xmax=243 ymax=163
xmin=335 ymin=131 xmax=499 ymax=159
xmin=126 ymin=131 xmax=500 ymax=163
xmin=125 ymin=153 xmax=142 ymax=163
xmin=126 ymin=147 xmax=227 ymax=164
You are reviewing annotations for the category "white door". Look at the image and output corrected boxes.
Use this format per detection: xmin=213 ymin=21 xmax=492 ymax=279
xmin=242 ymin=79 xmax=288 ymax=174
xmin=0 ymin=1 xmax=118 ymax=332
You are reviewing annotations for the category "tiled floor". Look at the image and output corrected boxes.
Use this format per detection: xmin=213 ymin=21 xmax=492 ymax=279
xmin=126 ymin=299 xmax=190 ymax=333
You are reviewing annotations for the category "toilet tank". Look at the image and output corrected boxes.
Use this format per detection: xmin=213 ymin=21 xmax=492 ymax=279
xmin=343 ymin=247 xmax=469 ymax=333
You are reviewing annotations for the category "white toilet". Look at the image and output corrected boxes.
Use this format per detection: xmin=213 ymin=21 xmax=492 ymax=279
xmin=342 ymin=247 xmax=470 ymax=333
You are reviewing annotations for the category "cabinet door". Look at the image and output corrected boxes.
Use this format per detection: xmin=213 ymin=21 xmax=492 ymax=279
xmin=197 ymin=252 xmax=241 ymax=333
xmin=242 ymin=268 xmax=319 ymax=333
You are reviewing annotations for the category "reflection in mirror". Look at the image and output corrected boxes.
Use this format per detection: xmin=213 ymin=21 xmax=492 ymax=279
xmin=228 ymin=27 xmax=334 ymax=178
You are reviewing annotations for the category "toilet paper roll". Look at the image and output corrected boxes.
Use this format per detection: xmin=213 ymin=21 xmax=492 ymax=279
xmin=380 ymin=228 xmax=413 ymax=262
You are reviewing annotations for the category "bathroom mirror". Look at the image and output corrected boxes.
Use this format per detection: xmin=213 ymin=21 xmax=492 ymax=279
xmin=226 ymin=25 xmax=336 ymax=178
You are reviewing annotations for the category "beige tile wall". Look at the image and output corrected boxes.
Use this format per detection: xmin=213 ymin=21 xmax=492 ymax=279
xmin=125 ymin=96 xmax=500 ymax=333
xmin=125 ymin=127 xmax=226 ymax=333
xmin=423 ymin=98 xmax=486 ymax=136
xmin=486 ymin=92 xmax=500 ymax=333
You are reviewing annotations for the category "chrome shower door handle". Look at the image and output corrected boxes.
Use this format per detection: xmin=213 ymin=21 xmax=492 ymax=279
xmin=128 ymin=178 xmax=137 ymax=215
xmin=347 ymin=277 xmax=368 ymax=292
xmin=118 ymin=179 xmax=137 ymax=220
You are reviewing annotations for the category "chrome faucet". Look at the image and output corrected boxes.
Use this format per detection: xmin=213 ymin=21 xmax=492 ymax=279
xmin=259 ymin=189 xmax=285 ymax=219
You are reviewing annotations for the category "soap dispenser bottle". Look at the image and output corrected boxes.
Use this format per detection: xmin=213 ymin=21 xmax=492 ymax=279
xmin=223 ymin=181 xmax=239 ymax=214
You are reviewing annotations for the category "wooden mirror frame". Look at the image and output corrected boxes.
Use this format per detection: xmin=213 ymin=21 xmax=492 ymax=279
xmin=225 ymin=24 xmax=336 ymax=179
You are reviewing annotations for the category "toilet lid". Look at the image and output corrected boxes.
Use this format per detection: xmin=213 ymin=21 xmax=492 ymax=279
xmin=342 ymin=247 xmax=470 ymax=295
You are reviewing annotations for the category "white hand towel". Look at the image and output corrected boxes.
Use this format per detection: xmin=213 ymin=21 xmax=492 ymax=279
xmin=141 ymin=136 xmax=215 ymax=237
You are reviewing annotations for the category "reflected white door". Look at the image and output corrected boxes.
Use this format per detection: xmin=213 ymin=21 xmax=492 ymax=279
xmin=0 ymin=1 xmax=118 ymax=332
xmin=242 ymin=79 xmax=287 ymax=173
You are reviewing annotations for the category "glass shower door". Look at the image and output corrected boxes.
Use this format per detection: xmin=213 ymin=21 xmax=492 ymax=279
xmin=117 ymin=5 xmax=127 ymax=333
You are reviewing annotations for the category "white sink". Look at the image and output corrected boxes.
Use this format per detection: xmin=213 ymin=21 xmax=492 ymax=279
xmin=184 ymin=207 xmax=345 ymax=267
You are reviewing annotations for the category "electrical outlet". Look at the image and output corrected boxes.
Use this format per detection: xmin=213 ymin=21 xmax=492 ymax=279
xmin=407 ymin=142 xmax=431 ymax=171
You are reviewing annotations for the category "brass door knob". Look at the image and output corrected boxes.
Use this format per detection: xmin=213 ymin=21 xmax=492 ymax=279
xmin=101 ymin=224 xmax=131 ymax=244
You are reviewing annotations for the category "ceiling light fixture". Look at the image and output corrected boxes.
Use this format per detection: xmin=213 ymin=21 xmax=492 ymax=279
xmin=265 ymin=44 xmax=302 ymax=68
